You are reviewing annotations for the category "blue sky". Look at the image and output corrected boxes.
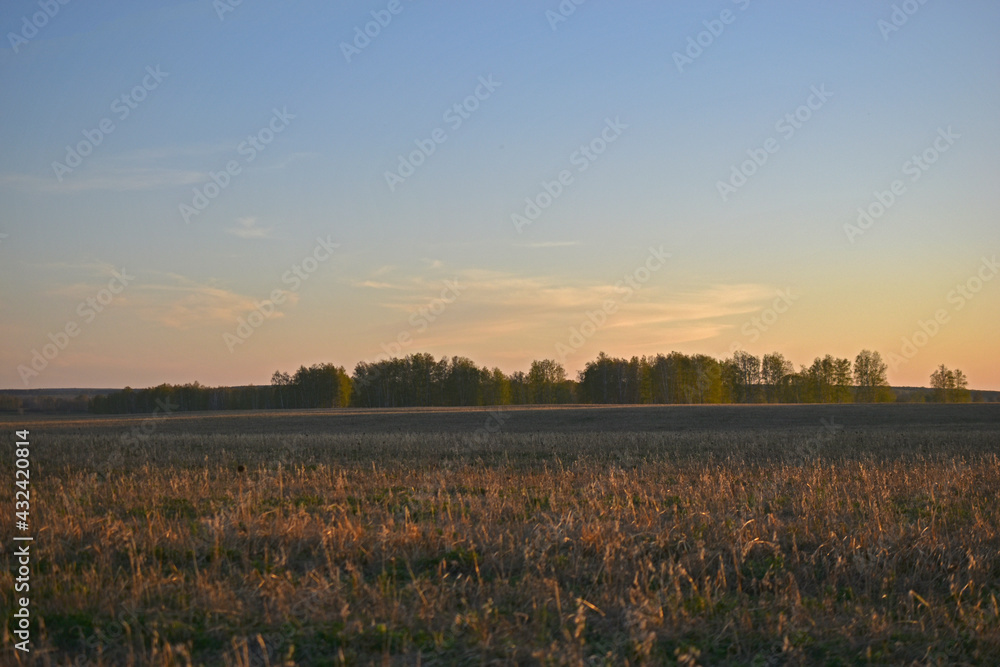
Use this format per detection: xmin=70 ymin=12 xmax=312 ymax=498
xmin=1 ymin=0 xmax=998 ymax=389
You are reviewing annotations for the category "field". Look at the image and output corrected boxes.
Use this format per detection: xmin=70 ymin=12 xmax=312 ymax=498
xmin=2 ymin=404 xmax=1000 ymax=665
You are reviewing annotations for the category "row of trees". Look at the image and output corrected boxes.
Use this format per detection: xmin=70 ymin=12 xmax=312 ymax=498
xmin=574 ymin=350 xmax=895 ymax=405
xmin=350 ymin=355 xmax=575 ymax=407
xmin=0 ymin=393 xmax=91 ymax=413
xmin=87 ymin=356 xmax=576 ymax=414
xmin=345 ymin=349 xmax=907 ymax=409
xmin=270 ymin=364 xmax=352 ymax=409
xmin=88 ymin=364 xmax=351 ymax=414
xmin=930 ymin=364 xmax=971 ymax=403
xmin=87 ymin=350 xmax=982 ymax=414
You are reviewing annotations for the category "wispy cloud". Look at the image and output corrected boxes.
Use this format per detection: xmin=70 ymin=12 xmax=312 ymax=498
xmin=119 ymin=143 xmax=236 ymax=162
xmin=359 ymin=265 xmax=773 ymax=346
xmin=517 ymin=240 xmax=582 ymax=249
xmin=0 ymin=167 xmax=205 ymax=194
xmin=39 ymin=260 xmax=131 ymax=280
xmin=261 ymin=151 xmax=320 ymax=171
xmin=130 ymin=273 xmax=299 ymax=329
xmin=352 ymin=280 xmax=400 ymax=289
xmin=226 ymin=217 xmax=275 ymax=239
xmin=0 ymin=142 xmax=299 ymax=195
xmin=39 ymin=263 xmax=301 ymax=330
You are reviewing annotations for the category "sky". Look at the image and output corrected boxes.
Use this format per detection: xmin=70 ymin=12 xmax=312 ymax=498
xmin=0 ymin=0 xmax=997 ymax=390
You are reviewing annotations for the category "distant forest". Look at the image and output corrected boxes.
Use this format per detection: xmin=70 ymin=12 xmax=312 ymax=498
xmin=73 ymin=350 xmax=996 ymax=415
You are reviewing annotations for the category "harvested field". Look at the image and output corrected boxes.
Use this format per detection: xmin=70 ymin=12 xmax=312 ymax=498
xmin=2 ymin=405 xmax=999 ymax=665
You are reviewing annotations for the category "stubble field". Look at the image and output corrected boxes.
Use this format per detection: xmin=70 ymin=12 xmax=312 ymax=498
xmin=2 ymin=404 xmax=999 ymax=665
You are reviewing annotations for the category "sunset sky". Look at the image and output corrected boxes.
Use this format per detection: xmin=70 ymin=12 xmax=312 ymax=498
xmin=1 ymin=1 xmax=998 ymax=390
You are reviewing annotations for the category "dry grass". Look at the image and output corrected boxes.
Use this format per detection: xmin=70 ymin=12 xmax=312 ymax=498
xmin=2 ymin=407 xmax=999 ymax=665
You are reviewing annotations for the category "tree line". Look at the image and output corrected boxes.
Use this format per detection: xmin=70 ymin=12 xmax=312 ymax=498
xmin=86 ymin=350 xmax=984 ymax=414
xmin=88 ymin=364 xmax=352 ymax=414
xmin=0 ymin=392 xmax=91 ymax=413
